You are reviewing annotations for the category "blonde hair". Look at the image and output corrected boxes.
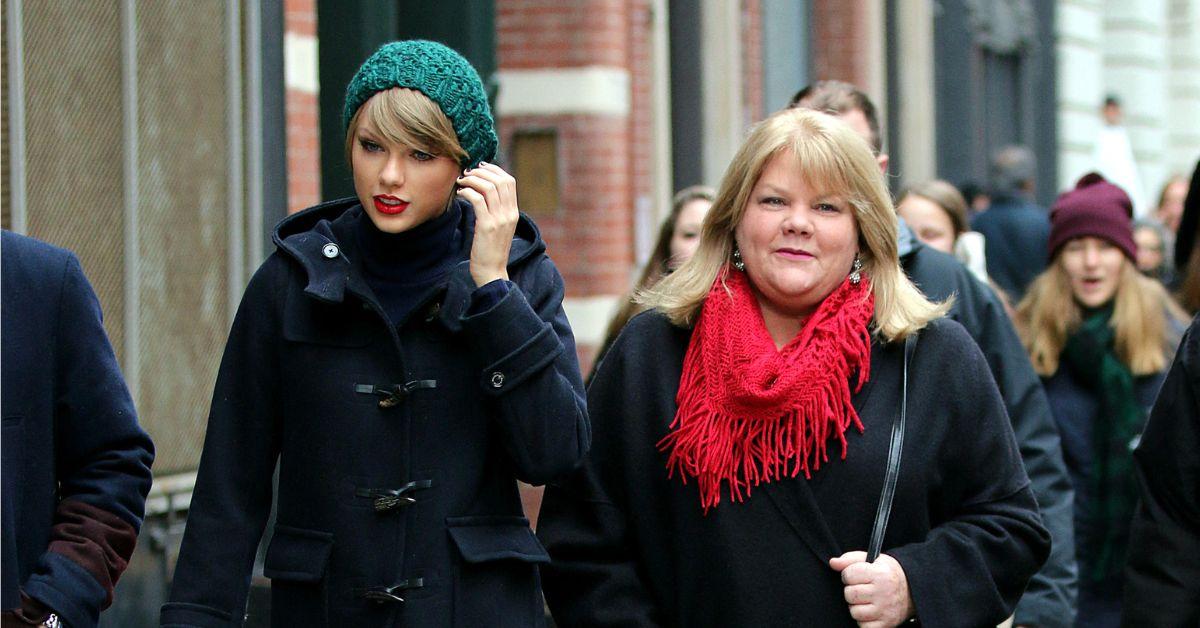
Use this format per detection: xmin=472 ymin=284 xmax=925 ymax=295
xmin=1016 ymin=257 xmax=1186 ymax=376
xmin=344 ymin=87 xmax=468 ymax=166
xmin=638 ymin=108 xmax=948 ymax=342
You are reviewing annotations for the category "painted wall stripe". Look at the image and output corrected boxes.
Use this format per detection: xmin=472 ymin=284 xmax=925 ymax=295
xmin=284 ymin=32 xmax=319 ymax=94
xmin=495 ymin=66 xmax=630 ymax=117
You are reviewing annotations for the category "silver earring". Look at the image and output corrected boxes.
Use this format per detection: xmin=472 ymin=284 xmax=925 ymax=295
xmin=849 ymin=254 xmax=863 ymax=285
xmin=732 ymin=243 xmax=746 ymax=272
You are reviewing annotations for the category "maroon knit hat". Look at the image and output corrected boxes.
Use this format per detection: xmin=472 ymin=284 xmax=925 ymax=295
xmin=1047 ymin=172 xmax=1136 ymax=261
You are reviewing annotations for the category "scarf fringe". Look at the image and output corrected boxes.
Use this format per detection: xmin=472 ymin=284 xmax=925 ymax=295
xmin=659 ymin=271 xmax=874 ymax=512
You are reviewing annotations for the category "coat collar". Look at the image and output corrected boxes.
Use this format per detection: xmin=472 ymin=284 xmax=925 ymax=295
xmin=272 ymin=197 xmax=547 ymax=319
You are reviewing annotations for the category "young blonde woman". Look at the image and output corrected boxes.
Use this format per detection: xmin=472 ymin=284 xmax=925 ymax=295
xmin=161 ymin=41 xmax=588 ymax=627
xmin=1016 ymin=173 xmax=1186 ymax=628
xmin=539 ymin=108 xmax=1049 ymax=627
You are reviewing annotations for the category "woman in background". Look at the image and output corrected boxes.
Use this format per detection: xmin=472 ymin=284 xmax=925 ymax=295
xmin=595 ymin=185 xmax=715 ymax=365
xmin=1016 ymin=173 xmax=1185 ymax=628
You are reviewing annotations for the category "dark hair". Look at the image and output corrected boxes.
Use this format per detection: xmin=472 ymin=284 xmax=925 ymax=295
xmin=990 ymin=145 xmax=1037 ymax=197
xmin=1104 ymin=94 xmax=1121 ymax=108
xmin=788 ymin=80 xmax=882 ymax=153
xmin=595 ymin=186 xmax=716 ymax=364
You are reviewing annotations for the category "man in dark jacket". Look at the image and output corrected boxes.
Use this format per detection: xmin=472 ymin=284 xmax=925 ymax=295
xmin=790 ymin=82 xmax=1078 ymax=628
xmin=1 ymin=231 xmax=155 ymax=628
xmin=971 ymin=145 xmax=1051 ymax=302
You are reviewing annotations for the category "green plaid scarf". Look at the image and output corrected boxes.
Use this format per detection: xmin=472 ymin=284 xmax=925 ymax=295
xmin=1062 ymin=305 xmax=1145 ymax=581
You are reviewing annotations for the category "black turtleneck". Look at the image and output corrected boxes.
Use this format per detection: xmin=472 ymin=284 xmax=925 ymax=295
xmin=355 ymin=201 xmax=466 ymax=326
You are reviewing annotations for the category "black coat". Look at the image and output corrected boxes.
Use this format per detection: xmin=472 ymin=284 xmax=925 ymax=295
xmin=900 ymin=231 xmax=1078 ymax=627
xmin=1122 ymin=314 xmax=1200 ymax=625
xmin=538 ymin=313 xmax=1050 ymax=627
xmin=1 ymin=231 xmax=155 ymax=628
xmin=160 ymin=200 xmax=589 ymax=627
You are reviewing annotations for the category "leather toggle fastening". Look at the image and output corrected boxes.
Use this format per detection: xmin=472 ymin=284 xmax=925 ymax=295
xmin=355 ymin=578 xmax=425 ymax=604
xmin=355 ymin=479 xmax=433 ymax=512
xmin=354 ymin=380 xmax=438 ymax=408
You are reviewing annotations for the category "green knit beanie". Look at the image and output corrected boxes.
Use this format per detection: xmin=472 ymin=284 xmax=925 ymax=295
xmin=343 ymin=40 xmax=497 ymax=169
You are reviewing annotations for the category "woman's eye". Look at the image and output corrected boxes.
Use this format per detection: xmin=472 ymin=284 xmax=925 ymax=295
xmin=682 ymin=231 xmax=699 ymax=239
xmin=760 ymin=196 xmax=786 ymax=207
xmin=815 ymin=203 xmax=840 ymax=213
xmin=412 ymin=150 xmax=435 ymax=162
xmin=359 ymin=139 xmax=383 ymax=153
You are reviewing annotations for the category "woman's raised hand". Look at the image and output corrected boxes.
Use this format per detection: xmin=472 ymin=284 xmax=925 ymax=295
xmin=457 ymin=162 xmax=520 ymax=287
xmin=830 ymin=551 xmax=915 ymax=627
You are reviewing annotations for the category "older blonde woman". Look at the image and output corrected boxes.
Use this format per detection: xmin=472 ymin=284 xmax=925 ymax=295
xmin=537 ymin=108 xmax=1049 ymax=627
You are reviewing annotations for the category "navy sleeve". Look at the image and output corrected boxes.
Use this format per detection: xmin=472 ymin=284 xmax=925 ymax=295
xmin=465 ymin=278 xmax=511 ymax=315
xmin=22 ymin=254 xmax=154 ymax=628
xmin=160 ymin=259 xmax=285 ymax=628
xmin=457 ymin=256 xmax=590 ymax=485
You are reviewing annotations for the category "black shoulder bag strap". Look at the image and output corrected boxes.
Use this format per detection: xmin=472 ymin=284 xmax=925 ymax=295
xmin=867 ymin=332 xmax=918 ymax=563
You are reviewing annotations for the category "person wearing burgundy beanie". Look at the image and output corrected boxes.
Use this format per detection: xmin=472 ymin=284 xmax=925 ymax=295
xmin=1016 ymin=173 xmax=1187 ymax=627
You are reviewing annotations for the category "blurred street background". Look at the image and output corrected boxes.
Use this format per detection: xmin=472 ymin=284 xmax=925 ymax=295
xmin=3 ymin=1 xmax=1199 ymax=625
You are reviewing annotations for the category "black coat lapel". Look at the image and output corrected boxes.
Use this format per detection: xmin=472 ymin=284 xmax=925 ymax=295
xmin=760 ymin=478 xmax=842 ymax=564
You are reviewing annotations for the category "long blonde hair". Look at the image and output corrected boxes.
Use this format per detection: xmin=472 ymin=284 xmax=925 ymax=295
xmin=1016 ymin=257 xmax=1185 ymax=376
xmin=344 ymin=87 xmax=468 ymax=166
xmin=638 ymin=108 xmax=948 ymax=342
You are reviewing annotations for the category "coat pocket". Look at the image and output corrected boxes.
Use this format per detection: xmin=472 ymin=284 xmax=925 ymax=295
xmin=447 ymin=516 xmax=548 ymax=627
xmin=263 ymin=525 xmax=333 ymax=626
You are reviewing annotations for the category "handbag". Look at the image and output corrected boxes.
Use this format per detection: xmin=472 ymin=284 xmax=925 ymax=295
xmin=867 ymin=332 xmax=918 ymax=563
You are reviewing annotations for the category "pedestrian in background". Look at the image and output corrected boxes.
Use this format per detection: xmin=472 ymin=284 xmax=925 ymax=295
xmin=896 ymin=179 xmax=991 ymax=286
xmin=1 ymin=231 xmax=155 ymax=628
xmin=791 ymin=80 xmax=1078 ymax=628
xmin=538 ymin=107 xmax=1049 ymax=627
xmin=1016 ymin=173 xmax=1186 ymax=628
xmin=1154 ymin=173 xmax=1188 ymax=236
xmin=972 ymin=145 xmax=1051 ymax=302
xmin=595 ymin=185 xmax=715 ymax=367
xmin=160 ymin=40 xmax=588 ymax=627
xmin=1132 ymin=218 xmax=1173 ymax=284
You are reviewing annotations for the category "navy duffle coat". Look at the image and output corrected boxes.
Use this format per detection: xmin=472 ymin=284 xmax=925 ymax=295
xmin=161 ymin=199 xmax=589 ymax=627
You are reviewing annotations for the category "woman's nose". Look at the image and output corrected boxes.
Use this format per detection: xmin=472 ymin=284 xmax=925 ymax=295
xmin=381 ymin=156 xmax=405 ymax=187
xmin=781 ymin=207 xmax=813 ymax=235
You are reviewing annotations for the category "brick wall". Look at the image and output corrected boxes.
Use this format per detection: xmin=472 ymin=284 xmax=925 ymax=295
xmin=496 ymin=0 xmax=645 ymax=356
xmin=742 ymin=0 xmax=764 ymax=123
xmin=497 ymin=0 xmax=653 ymax=525
xmin=810 ymin=1 xmax=871 ymax=87
xmin=284 ymin=0 xmax=321 ymax=214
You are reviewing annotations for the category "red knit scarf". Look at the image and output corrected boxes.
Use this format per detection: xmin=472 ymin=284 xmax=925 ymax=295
xmin=659 ymin=268 xmax=875 ymax=511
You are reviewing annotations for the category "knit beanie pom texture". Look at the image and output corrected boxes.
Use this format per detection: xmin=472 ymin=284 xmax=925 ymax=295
xmin=1048 ymin=172 xmax=1137 ymax=261
xmin=343 ymin=40 xmax=497 ymax=169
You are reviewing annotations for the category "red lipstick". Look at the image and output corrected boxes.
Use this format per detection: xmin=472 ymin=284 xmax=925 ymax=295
xmin=373 ymin=195 xmax=409 ymax=215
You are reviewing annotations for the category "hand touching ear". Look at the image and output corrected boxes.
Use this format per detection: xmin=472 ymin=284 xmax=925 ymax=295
xmin=457 ymin=162 xmax=520 ymax=287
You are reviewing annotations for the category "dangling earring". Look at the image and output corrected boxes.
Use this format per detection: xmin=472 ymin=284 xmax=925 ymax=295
xmin=732 ymin=242 xmax=746 ymax=272
xmin=849 ymin=254 xmax=863 ymax=285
